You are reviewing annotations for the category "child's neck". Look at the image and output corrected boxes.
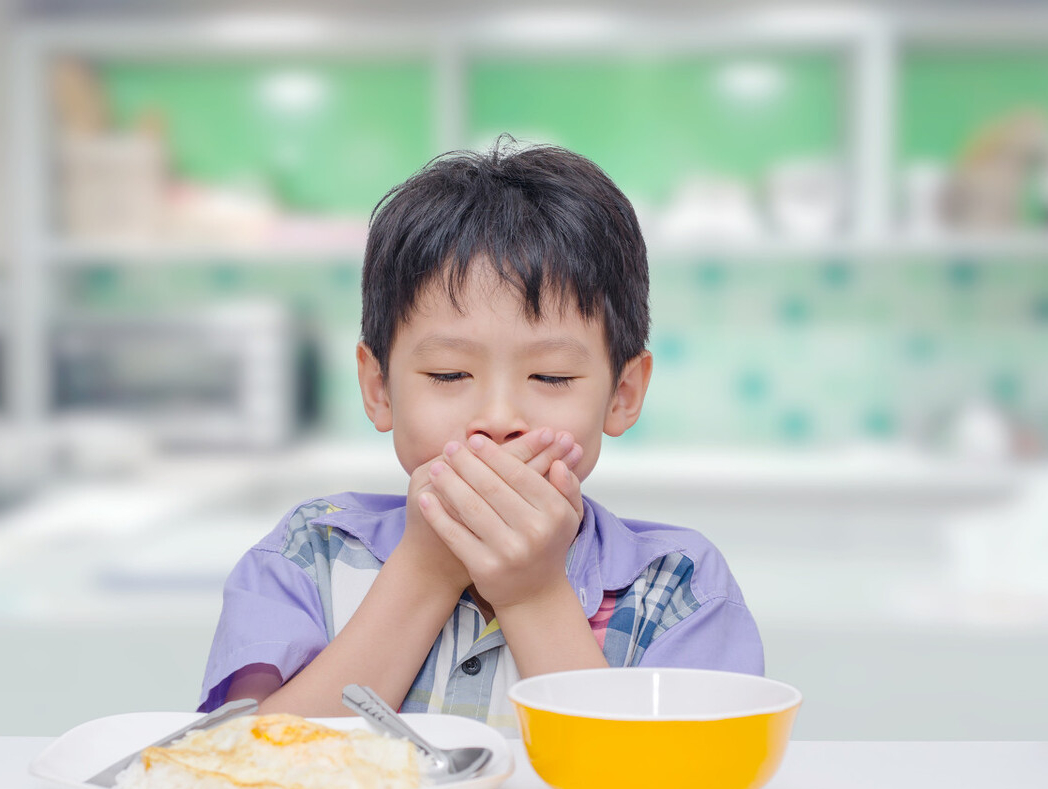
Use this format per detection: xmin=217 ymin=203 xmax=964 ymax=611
xmin=467 ymin=584 xmax=495 ymax=624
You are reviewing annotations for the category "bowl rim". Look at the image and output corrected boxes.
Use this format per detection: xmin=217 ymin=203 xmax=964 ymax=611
xmin=508 ymin=667 xmax=803 ymax=722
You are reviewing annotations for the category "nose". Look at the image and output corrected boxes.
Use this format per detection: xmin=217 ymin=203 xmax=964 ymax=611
xmin=466 ymin=384 xmax=529 ymax=445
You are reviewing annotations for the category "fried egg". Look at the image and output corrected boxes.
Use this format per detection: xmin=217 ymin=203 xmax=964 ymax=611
xmin=113 ymin=713 xmax=420 ymax=789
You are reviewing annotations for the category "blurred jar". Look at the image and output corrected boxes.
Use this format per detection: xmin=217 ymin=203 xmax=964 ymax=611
xmin=765 ymin=157 xmax=846 ymax=240
xmin=901 ymin=160 xmax=950 ymax=237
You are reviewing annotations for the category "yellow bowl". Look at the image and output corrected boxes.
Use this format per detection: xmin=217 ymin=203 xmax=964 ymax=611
xmin=509 ymin=668 xmax=801 ymax=789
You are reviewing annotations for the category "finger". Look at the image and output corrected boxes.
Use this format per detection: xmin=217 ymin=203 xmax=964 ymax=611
xmin=550 ymin=459 xmax=585 ymax=523
xmin=501 ymin=428 xmax=556 ymax=465
xmin=420 ymin=478 xmax=468 ymax=524
xmin=460 ymin=433 xmax=568 ymax=514
xmin=497 ymin=427 xmax=577 ymax=478
xmin=418 ymin=490 xmax=488 ymax=567
xmin=407 ymin=454 xmax=444 ymax=496
xmin=408 ymin=457 xmax=468 ymax=522
xmin=523 ymin=431 xmax=583 ymax=477
xmin=429 ymin=451 xmax=514 ymax=544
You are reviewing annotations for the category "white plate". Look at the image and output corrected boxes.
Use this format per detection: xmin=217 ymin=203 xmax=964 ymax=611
xmin=29 ymin=711 xmax=514 ymax=789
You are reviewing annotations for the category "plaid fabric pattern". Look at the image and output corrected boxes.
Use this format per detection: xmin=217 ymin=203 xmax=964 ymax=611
xmin=591 ymin=553 xmax=700 ymax=668
xmin=277 ymin=498 xmax=703 ymax=736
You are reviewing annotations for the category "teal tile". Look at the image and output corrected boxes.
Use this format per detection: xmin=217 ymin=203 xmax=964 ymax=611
xmin=735 ymin=369 xmax=771 ymax=403
xmin=778 ymin=295 xmax=811 ymax=325
xmin=778 ymin=408 xmax=813 ymax=443
xmin=210 ymin=265 xmax=243 ymax=291
xmin=330 ymin=264 xmax=358 ymax=290
xmin=85 ymin=265 xmax=119 ymax=298
xmin=1033 ymin=295 xmax=1048 ymax=322
xmin=653 ymin=334 xmax=687 ymax=365
xmin=820 ymin=260 xmax=854 ymax=288
xmin=693 ymin=261 xmax=728 ymax=288
xmin=989 ymin=370 xmax=1022 ymax=406
xmin=861 ymin=407 xmax=897 ymax=438
xmin=946 ymin=259 xmax=980 ymax=288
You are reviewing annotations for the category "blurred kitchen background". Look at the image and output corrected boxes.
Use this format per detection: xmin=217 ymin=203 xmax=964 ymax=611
xmin=2 ymin=0 xmax=1047 ymax=739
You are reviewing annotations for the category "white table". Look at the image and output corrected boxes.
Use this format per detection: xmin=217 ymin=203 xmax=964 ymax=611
xmin=5 ymin=737 xmax=1047 ymax=788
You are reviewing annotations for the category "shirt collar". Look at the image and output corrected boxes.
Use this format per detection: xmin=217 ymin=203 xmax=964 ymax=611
xmin=308 ymin=491 xmax=676 ymax=620
xmin=308 ymin=491 xmax=407 ymax=561
xmin=570 ymin=495 xmax=691 ymax=618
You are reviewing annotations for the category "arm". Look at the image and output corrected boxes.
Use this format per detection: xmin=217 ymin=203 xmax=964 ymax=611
xmin=492 ymin=576 xmax=609 ymax=677
xmin=237 ymin=538 xmax=465 ymax=716
xmin=227 ymin=428 xmax=583 ymax=715
xmin=199 ymin=541 xmax=329 ymax=713
xmin=420 ymin=432 xmax=608 ymax=678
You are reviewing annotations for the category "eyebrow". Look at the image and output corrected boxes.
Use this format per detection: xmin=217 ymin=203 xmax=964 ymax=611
xmin=412 ymin=334 xmax=592 ymax=361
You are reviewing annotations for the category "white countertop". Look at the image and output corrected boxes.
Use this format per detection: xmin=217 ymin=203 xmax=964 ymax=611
xmin=0 ymin=439 xmax=1026 ymax=539
xmin=6 ymin=737 xmax=1048 ymax=789
xmin=3 ymin=441 xmax=1047 ymax=740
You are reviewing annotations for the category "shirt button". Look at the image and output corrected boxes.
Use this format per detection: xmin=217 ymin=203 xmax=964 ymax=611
xmin=461 ymin=657 xmax=482 ymax=676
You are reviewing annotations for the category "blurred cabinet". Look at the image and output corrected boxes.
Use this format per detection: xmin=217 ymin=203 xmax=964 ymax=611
xmin=8 ymin=12 xmax=1048 ymax=451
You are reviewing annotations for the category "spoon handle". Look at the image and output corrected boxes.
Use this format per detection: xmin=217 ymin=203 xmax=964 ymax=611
xmin=342 ymin=684 xmax=447 ymax=767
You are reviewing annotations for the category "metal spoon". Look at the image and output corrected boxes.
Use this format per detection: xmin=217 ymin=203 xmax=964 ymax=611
xmin=342 ymin=685 xmax=492 ymax=784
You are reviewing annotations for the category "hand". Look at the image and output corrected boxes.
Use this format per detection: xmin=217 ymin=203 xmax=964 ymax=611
xmin=396 ymin=429 xmax=583 ymax=596
xmin=418 ymin=431 xmax=585 ymax=610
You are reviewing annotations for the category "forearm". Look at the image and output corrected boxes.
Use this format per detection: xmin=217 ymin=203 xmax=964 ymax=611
xmin=495 ymin=578 xmax=609 ymax=678
xmin=256 ymin=548 xmax=463 ymax=716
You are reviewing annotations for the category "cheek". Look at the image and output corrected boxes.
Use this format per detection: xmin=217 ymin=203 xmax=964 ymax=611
xmin=571 ymin=430 xmax=606 ymax=481
xmin=391 ymin=395 xmax=466 ymax=467
xmin=539 ymin=407 xmax=607 ymax=481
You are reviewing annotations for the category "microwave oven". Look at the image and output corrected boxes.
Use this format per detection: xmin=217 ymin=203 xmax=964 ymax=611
xmin=53 ymin=302 xmax=297 ymax=450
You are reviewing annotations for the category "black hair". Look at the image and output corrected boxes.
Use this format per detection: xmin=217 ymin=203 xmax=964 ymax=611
xmin=361 ymin=135 xmax=649 ymax=381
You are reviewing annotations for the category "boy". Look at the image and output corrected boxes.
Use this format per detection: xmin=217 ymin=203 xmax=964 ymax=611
xmin=200 ymin=139 xmax=763 ymax=735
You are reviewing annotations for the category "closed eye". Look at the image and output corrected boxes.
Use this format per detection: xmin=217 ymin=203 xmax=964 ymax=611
xmin=426 ymin=372 xmax=469 ymax=384
xmin=531 ymin=374 xmax=575 ymax=388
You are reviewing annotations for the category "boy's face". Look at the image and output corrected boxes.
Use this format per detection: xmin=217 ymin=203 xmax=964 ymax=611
xmin=359 ymin=266 xmax=645 ymax=483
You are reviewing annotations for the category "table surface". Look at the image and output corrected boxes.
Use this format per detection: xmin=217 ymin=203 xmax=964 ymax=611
xmin=5 ymin=736 xmax=1047 ymax=788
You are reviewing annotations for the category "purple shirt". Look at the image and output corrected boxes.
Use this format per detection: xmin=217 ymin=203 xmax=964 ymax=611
xmin=200 ymin=492 xmax=764 ymax=733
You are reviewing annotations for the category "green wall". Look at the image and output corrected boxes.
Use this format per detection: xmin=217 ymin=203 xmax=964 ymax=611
xmin=900 ymin=48 xmax=1048 ymax=163
xmin=467 ymin=54 xmax=842 ymax=204
xmin=101 ymin=60 xmax=436 ymax=213
xmin=64 ymin=51 xmax=1048 ymax=447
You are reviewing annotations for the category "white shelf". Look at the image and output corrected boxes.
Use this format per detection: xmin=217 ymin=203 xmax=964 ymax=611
xmin=45 ymin=238 xmax=366 ymax=266
xmin=588 ymin=443 xmax=1021 ymax=502
xmin=42 ymin=232 xmax=1048 ymax=269
xmin=146 ymin=440 xmax=1022 ymax=504
xmin=647 ymin=232 xmax=1048 ymax=261
xmin=0 ymin=440 xmax=1026 ymax=542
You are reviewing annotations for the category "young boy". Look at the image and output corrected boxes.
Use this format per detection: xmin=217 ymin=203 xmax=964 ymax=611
xmin=199 ymin=140 xmax=763 ymax=735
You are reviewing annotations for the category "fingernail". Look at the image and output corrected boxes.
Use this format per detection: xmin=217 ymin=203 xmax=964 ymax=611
xmin=430 ymin=462 xmax=445 ymax=476
xmin=539 ymin=428 xmax=554 ymax=444
xmin=566 ymin=445 xmax=583 ymax=466
xmin=444 ymin=441 xmax=460 ymax=456
xmin=468 ymin=434 xmax=485 ymax=451
xmin=558 ymin=432 xmax=573 ymax=449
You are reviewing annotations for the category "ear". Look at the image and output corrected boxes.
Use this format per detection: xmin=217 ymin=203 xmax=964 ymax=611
xmin=604 ymin=351 xmax=653 ymax=437
xmin=356 ymin=342 xmax=393 ymax=433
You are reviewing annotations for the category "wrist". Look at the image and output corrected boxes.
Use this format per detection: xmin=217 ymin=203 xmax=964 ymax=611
xmin=492 ymin=576 xmax=577 ymax=622
xmin=494 ymin=577 xmax=608 ymax=678
xmin=384 ymin=543 xmax=468 ymax=600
